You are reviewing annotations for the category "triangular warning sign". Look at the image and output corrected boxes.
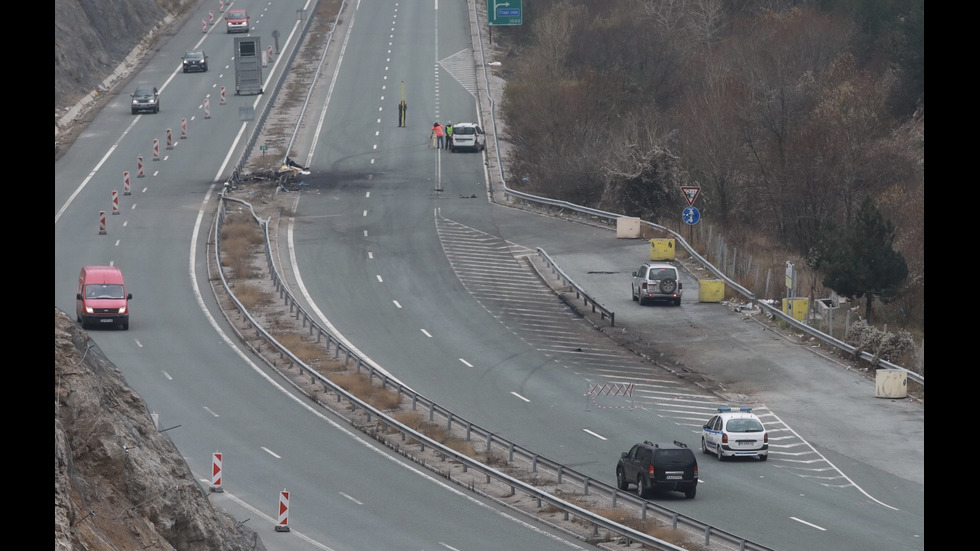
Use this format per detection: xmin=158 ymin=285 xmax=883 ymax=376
xmin=681 ymin=186 xmax=701 ymax=206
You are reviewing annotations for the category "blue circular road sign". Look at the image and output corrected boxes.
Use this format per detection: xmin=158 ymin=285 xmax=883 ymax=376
xmin=683 ymin=206 xmax=700 ymax=225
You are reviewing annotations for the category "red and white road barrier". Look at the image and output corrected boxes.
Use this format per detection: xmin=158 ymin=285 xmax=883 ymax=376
xmin=586 ymin=382 xmax=636 ymax=410
xmin=166 ymin=128 xmax=174 ymax=150
xmin=587 ymin=382 xmax=634 ymax=398
xmin=210 ymin=452 xmax=224 ymax=493
xmin=137 ymin=155 xmax=144 ymax=177
xmin=220 ymin=86 xmax=226 ymax=104
xmin=203 ymin=18 xmax=208 ymax=33
xmin=209 ymin=10 xmax=214 ymax=24
xmin=204 ymin=98 xmax=211 ymax=119
xmin=99 ymin=211 xmax=106 ymax=235
xmin=267 ymin=46 xmax=274 ymax=60
xmin=153 ymin=139 xmax=160 ymax=161
xmin=111 ymin=190 xmax=120 ymax=215
xmin=181 ymin=118 xmax=188 ymax=139
xmin=123 ymin=172 xmax=131 ymax=196
xmin=275 ymin=489 xmax=290 ymax=532
xmin=219 ymin=0 xmax=224 ymax=12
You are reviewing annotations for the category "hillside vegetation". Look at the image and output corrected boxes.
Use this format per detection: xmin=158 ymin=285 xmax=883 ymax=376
xmin=493 ymin=0 xmax=923 ymax=335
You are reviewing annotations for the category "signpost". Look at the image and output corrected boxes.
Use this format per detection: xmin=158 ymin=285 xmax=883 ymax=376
xmin=681 ymin=186 xmax=701 ymax=206
xmin=681 ymin=186 xmax=701 ymax=242
xmin=488 ymin=0 xmax=522 ymax=25
xmin=488 ymin=0 xmax=522 ymax=45
xmin=682 ymin=206 xmax=700 ymax=225
xmin=785 ymin=261 xmax=796 ymax=298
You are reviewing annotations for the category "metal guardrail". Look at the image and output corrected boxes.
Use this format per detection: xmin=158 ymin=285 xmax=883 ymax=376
xmin=213 ymin=196 xmax=775 ymax=551
xmin=535 ymin=248 xmax=614 ymax=327
xmin=209 ymin=2 xmax=912 ymax=548
xmin=469 ymin=0 xmax=920 ymax=387
xmin=507 ymin=191 xmax=920 ymax=384
xmin=505 ymin=196 xmax=922 ymax=386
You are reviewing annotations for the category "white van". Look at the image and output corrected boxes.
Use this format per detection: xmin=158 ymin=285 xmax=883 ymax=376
xmin=449 ymin=123 xmax=486 ymax=152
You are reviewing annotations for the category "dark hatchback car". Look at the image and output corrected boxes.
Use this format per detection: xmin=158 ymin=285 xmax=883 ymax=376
xmin=616 ymin=440 xmax=698 ymax=498
xmin=182 ymin=50 xmax=208 ymax=73
xmin=130 ymin=86 xmax=159 ymax=114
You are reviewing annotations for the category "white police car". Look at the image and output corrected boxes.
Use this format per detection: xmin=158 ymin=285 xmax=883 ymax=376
xmin=701 ymin=407 xmax=768 ymax=461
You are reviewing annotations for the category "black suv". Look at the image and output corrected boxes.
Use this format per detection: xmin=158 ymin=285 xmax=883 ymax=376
xmin=616 ymin=440 xmax=698 ymax=499
xmin=130 ymin=86 xmax=159 ymax=114
xmin=181 ymin=50 xmax=208 ymax=73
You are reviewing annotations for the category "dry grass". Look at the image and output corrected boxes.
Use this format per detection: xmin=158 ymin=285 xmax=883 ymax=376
xmin=553 ymin=495 xmax=710 ymax=551
xmin=393 ymin=411 xmax=426 ymax=431
xmin=368 ymin=387 xmax=403 ymax=411
xmin=221 ymin=214 xmax=264 ymax=278
xmin=270 ymin=332 xmax=327 ymax=366
xmin=389 ymin=412 xmax=476 ymax=456
xmin=440 ymin=435 xmax=477 ymax=457
xmin=326 ymin=372 xmax=402 ymax=410
xmin=232 ymin=283 xmax=273 ymax=310
xmin=481 ymin=447 xmax=509 ymax=467
xmin=328 ymin=372 xmax=374 ymax=396
xmin=314 ymin=357 xmax=349 ymax=374
xmin=221 ymin=213 xmax=264 ymax=244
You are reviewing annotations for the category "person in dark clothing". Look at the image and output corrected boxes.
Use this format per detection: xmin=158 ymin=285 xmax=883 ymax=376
xmin=398 ymin=100 xmax=407 ymax=127
xmin=285 ymin=156 xmax=308 ymax=171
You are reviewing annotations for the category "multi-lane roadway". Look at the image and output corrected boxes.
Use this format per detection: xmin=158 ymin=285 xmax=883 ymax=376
xmin=55 ymin=1 xmax=925 ymax=550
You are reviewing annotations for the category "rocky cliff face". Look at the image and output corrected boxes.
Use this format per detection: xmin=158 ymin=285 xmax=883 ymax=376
xmin=55 ymin=0 xmax=195 ymax=146
xmin=54 ymin=308 xmax=265 ymax=551
xmin=56 ymin=0 xmax=176 ymax=109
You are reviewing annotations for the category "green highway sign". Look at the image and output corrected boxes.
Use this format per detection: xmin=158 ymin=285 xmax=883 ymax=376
xmin=488 ymin=0 xmax=522 ymax=26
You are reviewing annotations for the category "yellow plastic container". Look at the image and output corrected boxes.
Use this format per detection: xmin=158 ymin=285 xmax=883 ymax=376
xmin=649 ymin=239 xmax=676 ymax=260
xmin=782 ymin=297 xmax=809 ymax=321
xmin=698 ymin=280 xmax=725 ymax=303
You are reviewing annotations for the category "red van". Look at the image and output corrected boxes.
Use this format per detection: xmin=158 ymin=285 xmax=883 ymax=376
xmin=76 ymin=266 xmax=132 ymax=330
xmin=225 ymin=9 xmax=250 ymax=33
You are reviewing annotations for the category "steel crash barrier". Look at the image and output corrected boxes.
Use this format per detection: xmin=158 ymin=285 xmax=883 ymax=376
xmin=471 ymin=0 xmax=920 ymax=387
xmin=211 ymin=197 xmax=775 ymax=551
xmin=498 ymin=186 xmax=922 ymax=387
xmin=207 ymin=0 xmax=910 ymax=547
xmin=535 ymin=247 xmax=615 ymax=327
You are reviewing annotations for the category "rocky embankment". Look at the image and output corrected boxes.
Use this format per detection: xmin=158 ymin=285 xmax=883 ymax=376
xmin=54 ymin=308 xmax=266 ymax=551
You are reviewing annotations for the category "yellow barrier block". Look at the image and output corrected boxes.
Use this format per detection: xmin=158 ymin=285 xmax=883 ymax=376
xmin=698 ymin=279 xmax=725 ymax=302
xmin=649 ymin=239 xmax=676 ymax=260
xmin=782 ymin=297 xmax=809 ymax=321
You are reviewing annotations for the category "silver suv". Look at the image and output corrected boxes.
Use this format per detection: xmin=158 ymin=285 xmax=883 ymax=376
xmin=631 ymin=262 xmax=682 ymax=306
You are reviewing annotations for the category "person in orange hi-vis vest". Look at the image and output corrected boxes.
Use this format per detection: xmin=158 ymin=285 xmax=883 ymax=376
xmin=431 ymin=122 xmax=444 ymax=149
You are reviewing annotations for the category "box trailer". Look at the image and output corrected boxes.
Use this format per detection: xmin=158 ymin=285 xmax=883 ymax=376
xmin=233 ymin=37 xmax=263 ymax=95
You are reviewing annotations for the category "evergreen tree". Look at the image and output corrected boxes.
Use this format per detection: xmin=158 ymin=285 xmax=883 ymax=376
xmin=820 ymin=197 xmax=908 ymax=321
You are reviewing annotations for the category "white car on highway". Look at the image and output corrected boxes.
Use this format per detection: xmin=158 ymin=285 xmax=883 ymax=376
xmin=449 ymin=123 xmax=486 ymax=152
xmin=701 ymin=407 xmax=769 ymax=461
